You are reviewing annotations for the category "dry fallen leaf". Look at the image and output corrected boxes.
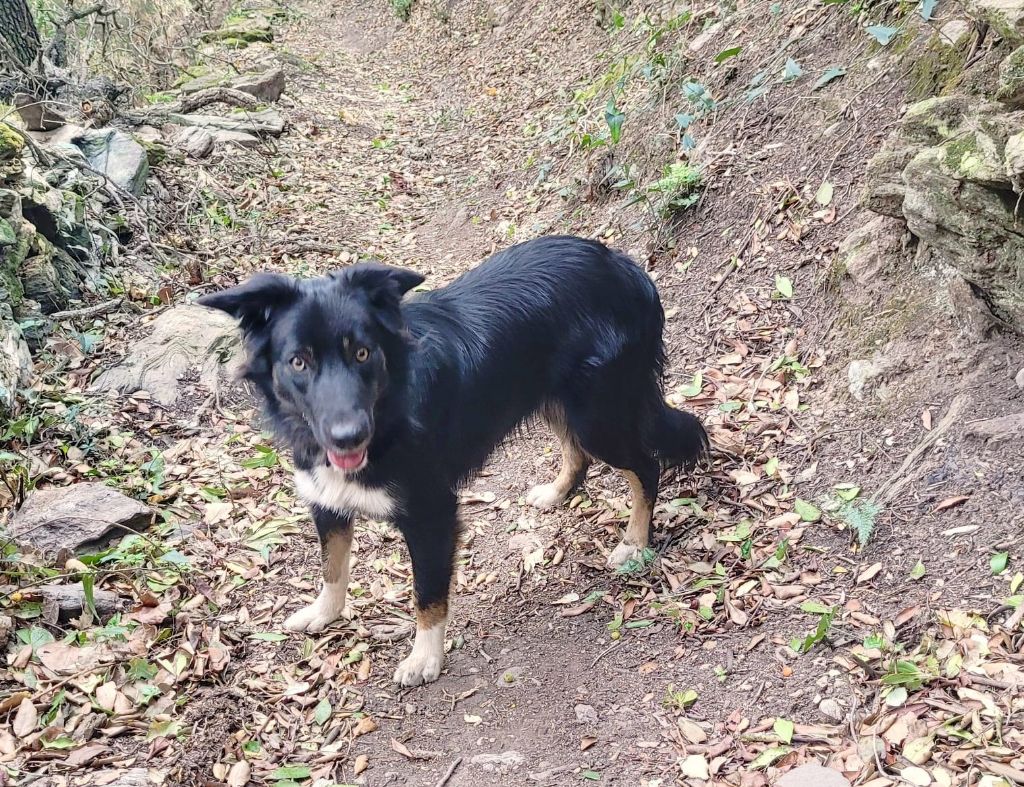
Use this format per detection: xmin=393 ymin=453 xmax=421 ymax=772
xmin=95 ymin=681 xmax=118 ymax=712
xmin=580 ymin=736 xmax=597 ymax=751
xmin=227 ymin=759 xmax=251 ymax=787
xmin=932 ymin=495 xmax=969 ymax=513
xmin=12 ymin=698 xmax=37 ymax=739
xmin=352 ymin=717 xmax=378 ymax=737
xmin=857 ymin=563 xmax=883 ymax=584
xmin=354 ymin=754 xmax=369 ymax=775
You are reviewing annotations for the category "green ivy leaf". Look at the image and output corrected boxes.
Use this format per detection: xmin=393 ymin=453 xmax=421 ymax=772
xmin=910 ymin=561 xmax=926 ymax=580
xmin=604 ymin=99 xmax=625 ymax=145
xmin=678 ymin=372 xmax=703 ymax=397
xmin=991 ymin=551 xmax=1009 ymax=575
xmin=866 ymin=25 xmax=900 ymax=45
xmin=782 ymin=58 xmax=802 ymax=82
xmin=813 ymin=66 xmax=847 ymax=90
xmin=313 ymin=697 xmax=332 ymax=726
xmin=714 ymin=46 xmax=742 ymax=63
xmin=775 ymin=275 xmax=794 ymax=299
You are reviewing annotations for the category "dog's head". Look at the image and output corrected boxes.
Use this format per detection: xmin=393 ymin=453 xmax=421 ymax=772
xmin=198 ymin=263 xmax=424 ymax=472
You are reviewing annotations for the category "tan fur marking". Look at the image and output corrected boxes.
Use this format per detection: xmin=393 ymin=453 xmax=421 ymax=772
xmin=416 ymin=600 xmax=449 ymax=630
xmin=543 ymin=403 xmax=591 ymax=494
xmin=623 ymin=470 xmax=654 ymax=546
xmin=322 ymin=528 xmax=352 ymax=584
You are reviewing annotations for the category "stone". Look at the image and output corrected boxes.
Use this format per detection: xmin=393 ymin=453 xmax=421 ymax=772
xmin=92 ymin=303 xmax=241 ymax=405
xmin=939 ymin=19 xmax=973 ymax=45
xmin=13 ymin=94 xmax=66 ymax=132
xmin=211 ymin=129 xmax=262 ymax=148
xmin=0 ymin=217 xmax=15 ymax=246
xmin=469 ymin=751 xmax=525 ymax=774
xmin=229 ymin=67 xmax=286 ymax=102
xmin=689 ymin=22 xmax=722 ymax=51
xmin=574 ymin=703 xmax=599 ymax=724
xmin=1016 ymin=367 xmax=1024 ymax=389
xmin=0 ymin=315 xmax=32 ymax=411
xmin=776 ymin=763 xmax=850 ymax=787
xmin=73 ymin=128 xmax=150 ymax=196
xmin=201 ymin=13 xmax=273 ymax=44
xmin=965 ymin=411 xmax=1024 ymax=442
xmin=34 ymin=582 xmax=121 ymax=623
xmin=861 ymin=143 xmax=919 ymax=217
xmin=166 ymin=108 xmax=285 ymax=136
xmin=818 ymin=697 xmax=845 ymax=721
xmin=997 ymin=45 xmax=1024 ymax=106
xmin=0 ymin=123 xmax=24 ymax=161
xmin=964 ymin=0 xmax=1024 ymax=42
xmin=837 ymin=215 xmax=906 ymax=285
xmin=169 ymin=126 xmax=215 ymax=158
xmin=848 ymin=359 xmax=883 ymax=401
xmin=9 ymin=482 xmax=155 ymax=555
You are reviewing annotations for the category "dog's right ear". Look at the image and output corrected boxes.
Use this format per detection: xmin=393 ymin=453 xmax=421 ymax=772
xmin=196 ymin=273 xmax=297 ymax=332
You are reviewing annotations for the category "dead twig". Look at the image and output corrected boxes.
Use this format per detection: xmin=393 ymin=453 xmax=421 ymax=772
xmin=433 ymin=757 xmax=462 ymax=787
xmin=48 ymin=298 xmax=123 ymax=322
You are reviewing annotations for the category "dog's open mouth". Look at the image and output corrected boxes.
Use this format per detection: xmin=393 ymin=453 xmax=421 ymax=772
xmin=327 ymin=448 xmax=367 ymax=472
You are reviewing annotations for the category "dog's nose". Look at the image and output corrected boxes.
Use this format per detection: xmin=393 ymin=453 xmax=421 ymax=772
xmin=328 ymin=420 xmax=369 ymax=450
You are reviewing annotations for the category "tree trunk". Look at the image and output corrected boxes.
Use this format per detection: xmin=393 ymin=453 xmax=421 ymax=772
xmin=0 ymin=0 xmax=42 ymax=67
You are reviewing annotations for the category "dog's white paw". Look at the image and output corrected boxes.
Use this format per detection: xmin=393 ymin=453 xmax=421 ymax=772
xmin=393 ymin=649 xmax=444 ymax=686
xmin=526 ymin=482 xmax=566 ymax=511
xmin=283 ymin=602 xmax=345 ymax=633
xmin=607 ymin=541 xmax=642 ymax=570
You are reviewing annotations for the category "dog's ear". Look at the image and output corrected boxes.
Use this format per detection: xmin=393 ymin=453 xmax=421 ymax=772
xmin=342 ymin=263 xmax=425 ymax=333
xmin=196 ymin=273 xmax=298 ymax=333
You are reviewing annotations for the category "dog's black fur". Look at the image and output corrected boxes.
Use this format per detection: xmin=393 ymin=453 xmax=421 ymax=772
xmin=199 ymin=235 xmax=707 ymax=667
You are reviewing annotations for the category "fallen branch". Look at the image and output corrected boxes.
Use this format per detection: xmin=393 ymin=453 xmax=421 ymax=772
xmin=125 ymin=87 xmax=258 ymax=122
xmin=869 ymin=395 xmax=967 ymax=507
xmin=48 ymin=298 xmax=123 ymax=322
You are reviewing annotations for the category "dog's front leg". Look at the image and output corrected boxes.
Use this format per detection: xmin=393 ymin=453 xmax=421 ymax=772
xmin=284 ymin=505 xmax=353 ymax=633
xmin=393 ymin=503 xmax=457 ymax=687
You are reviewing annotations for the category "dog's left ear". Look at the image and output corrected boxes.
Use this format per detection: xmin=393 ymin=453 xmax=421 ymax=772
xmin=343 ymin=263 xmax=425 ymax=333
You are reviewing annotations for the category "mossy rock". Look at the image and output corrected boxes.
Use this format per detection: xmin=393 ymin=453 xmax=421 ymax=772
xmin=939 ymin=130 xmax=1007 ymax=186
xmin=996 ymin=45 xmax=1024 ymax=106
xmin=906 ymin=35 xmax=971 ymax=102
xmin=965 ymin=0 xmax=1024 ymax=43
xmin=900 ymin=96 xmax=971 ymax=144
xmin=0 ymin=218 xmax=15 ymax=247
xmin=0 ymin=124 xmax=24 ymax=162
xmin=202 ymin=14 xmax=273 ymax=44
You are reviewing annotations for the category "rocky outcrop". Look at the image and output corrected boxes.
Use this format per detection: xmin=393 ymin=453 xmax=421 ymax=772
xmin=9 ymin=482 xmax=155 ymax=556
xmin=860 ymin=96 xmax=1024 ymax=326
xmin=92 ymin=304 xmax=242 ymax=405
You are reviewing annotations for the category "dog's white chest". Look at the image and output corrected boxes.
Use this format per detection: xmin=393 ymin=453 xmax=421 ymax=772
xmin=294 ymin=466 xmax=396 ymax=519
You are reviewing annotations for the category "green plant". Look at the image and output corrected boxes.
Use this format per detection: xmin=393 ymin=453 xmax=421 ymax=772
xmin=644 ymin=163 xmax=702 ymax=217
xmin=390 ymin=0 xmax=413 ymax=21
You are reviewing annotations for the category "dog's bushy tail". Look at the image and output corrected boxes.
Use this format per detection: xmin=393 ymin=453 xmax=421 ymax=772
xmin=651 ymin=404 xmax=709 ymax=469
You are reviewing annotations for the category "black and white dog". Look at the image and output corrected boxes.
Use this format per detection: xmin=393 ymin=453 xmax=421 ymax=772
xmin=198 ymin=236 xmax=707 ymax=686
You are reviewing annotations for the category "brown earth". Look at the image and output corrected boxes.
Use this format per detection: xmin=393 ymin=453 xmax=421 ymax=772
xmin=3 ymin=0 xmax=1023 ymax=786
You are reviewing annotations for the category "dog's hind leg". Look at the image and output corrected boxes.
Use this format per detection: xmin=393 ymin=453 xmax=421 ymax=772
xmin=526 ymin=404 xmax=592 ymax=510
xmin=393 ymin=497 xmax=458 ymax=686
xmin=284 ymin=506 xmax=353 ymax=632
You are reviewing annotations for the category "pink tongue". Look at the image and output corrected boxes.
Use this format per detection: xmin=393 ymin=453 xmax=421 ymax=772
xmin=327 ymin=449 xmax=366 ymax=470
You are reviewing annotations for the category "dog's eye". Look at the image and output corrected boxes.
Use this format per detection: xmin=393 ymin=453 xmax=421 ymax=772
xmin=289 ymin=356 xmax=307 ymax=372
xmin=354 ymin=347 xmax=370 ymax=363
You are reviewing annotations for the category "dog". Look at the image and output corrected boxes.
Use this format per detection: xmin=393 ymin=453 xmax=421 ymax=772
xmin=197 ymin=235 xmax=707 ymax=686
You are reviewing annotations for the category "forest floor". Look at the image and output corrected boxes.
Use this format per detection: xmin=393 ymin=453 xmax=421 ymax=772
xmin=2 ymin=1 xmax=1023 ymax=786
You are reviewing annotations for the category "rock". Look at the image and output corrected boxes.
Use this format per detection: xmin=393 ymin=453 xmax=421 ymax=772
xmin=19 ymin=234 xmax=81 ymax=313
xmin=964 ymin=0 xmax=1024 ymax=43
xmin=180 ymin=67 xmax=286 ymax=102
xmin=777 ymin=763 xmax=850 ymax=787
xmin=211 ymin=129 xmax=262 ymax=148
xmin=0 ymin=123 xmax=24 ymax=161
xmin=0 ymin=315 xmax=32 ymax=411
xmin=861 ymin=143 xmax=919 ymax=217
xmin=837 ymin=215 xmax=906 ymax=285
xmin=0 ymin=217 xmax=15 ymax=246
xmin=939 ymin=19 xmax=973 ymax=45
xmin=689 ymin=22 xmax=722 ymax=51
xmin=91 ymin=303 xmax=241 ymax=405
xmin=574 ymin=703 xmax=599 ymax=725
xmin=34 ymin=583 xmax=121 ymax=623
xmin=73 ymin=128 xmax=150 ymax=196
xmin=13 ymin=94 xmax=66 ymax=132
xmin=229 ymin=67 xmax=286 ymax=102
xmin=167 ymin=108 xmax=285 ymax=136
xmin=818 ymin=697 xmax=845 ymax=721
xmin=965 ymin=411 xmax=1024 ymax=442
xmin=848 ymin=359 xmax=883 ymax=401
xmin=202 ymin=13 xmax=273 ymax=44
xmin=169 ymin=126 xmax=215 ymax=158
xmin=997 ymin=45 xmax=1024 ymax=106
xmin=469 ymin=751 xmax=525 ymax=774
xmin=1015 ymin=367 xmax=1024 ymax=389
xmin=9 ymin=483 xmax=155 ymax=555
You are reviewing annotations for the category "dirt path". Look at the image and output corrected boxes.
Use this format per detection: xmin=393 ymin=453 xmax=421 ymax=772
xmin=4 ymin=1 xmax=1023 ymax=785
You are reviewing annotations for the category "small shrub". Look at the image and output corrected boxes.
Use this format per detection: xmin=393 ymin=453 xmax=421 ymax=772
xmin=390 ymin=0 xmax=413 ymax=21
xmin=645 ymin=162 xmax=702 ymax=217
